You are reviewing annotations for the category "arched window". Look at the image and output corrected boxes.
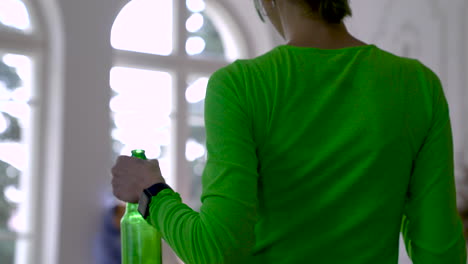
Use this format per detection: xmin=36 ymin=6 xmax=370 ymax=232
xmin=110 ymin=0 xmax=247 ymax=216
xmin=0 ymin=0 xmax=45 ymax=263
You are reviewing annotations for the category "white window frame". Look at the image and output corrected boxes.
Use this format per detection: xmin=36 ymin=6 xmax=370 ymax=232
xmin=0 ymin=1 xmax=44 ymax=264
xmin=112 ymin=0 xmax=248 ymax=202
xmin=0 ymin=0 xmax=64 ymax=264
xmin=110 ymin=1 xmax=256 ymax=262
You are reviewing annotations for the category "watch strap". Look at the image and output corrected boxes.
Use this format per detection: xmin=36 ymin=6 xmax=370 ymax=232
xmin=144 ymin=182 xmax=172 ymax=197
xmin=138 ymin=183 xmax=172 ymax=219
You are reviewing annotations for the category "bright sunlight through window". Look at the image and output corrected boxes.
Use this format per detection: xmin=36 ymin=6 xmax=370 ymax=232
xmin=0 ymin=0 xmax=31 ymax=31
xmin=109 ymin=66 xmax=174 ymax=186
xmin=186 ymin=36 xmax=206 ymax=55
xmin=185 ymin=139 xmax=205 ymax=162
xmin=0 ymin=54 xmax=32 ymax=173
xmin=186 ymin=0 xmax=206 ymax=13
xmin=111 ymin=0 xmax=173 ymax=55
xmin=185 ymin=77 xmax=208 ymax=104
xmin=186 ymin=13 xmax=204 ymax=33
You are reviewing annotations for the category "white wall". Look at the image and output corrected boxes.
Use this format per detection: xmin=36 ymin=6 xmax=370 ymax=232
xmin=39 ymin=0 xmax=125 ymax=263
xmin=36 ymin=0 xmax=467 ymax=263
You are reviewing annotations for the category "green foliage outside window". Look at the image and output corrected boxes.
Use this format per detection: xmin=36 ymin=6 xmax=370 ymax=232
xmin=0 ymin=59 xmax=22 ymax=263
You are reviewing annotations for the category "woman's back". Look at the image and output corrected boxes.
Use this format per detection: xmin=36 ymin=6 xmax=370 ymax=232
xmin=224 ymin=44 xmax=466 ymax=263
xmin=110 ymin=43 xmax=466 ymax=264
xmin=110 ymin=0 xmax=467 ymax=262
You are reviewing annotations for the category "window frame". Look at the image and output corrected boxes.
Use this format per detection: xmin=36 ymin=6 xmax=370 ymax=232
xmin=0 ymin=0 xmax=49 ymax=263
xmin=110 ymin=1 xmax=251 ymax=262
xmin=111 ymin=0 xmax=248 ymax=201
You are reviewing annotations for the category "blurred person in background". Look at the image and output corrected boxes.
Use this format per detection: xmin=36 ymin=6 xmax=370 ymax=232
xmin=111 ymin=0 xmax=467 ymax=263
xmin=94 ymin=200 xmax=125 ymax=264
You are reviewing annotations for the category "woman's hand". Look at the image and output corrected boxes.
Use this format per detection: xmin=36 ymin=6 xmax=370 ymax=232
xmin=111 ymin=156 xmax=165 ymax=203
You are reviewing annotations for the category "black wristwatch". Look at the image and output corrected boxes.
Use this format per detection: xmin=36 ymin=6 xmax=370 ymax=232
xmin=138 ymin=182 xmax=172 ymax=219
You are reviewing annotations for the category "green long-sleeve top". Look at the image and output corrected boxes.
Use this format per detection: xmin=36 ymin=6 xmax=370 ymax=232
xmin=146 ymin=44 xmax=467 ymax=263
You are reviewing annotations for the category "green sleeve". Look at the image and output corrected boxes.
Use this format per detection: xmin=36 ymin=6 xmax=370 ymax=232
xmin=401 ymin=66 xmax=467 ymax=263
xmin=147 ymin=63 xmax=258 ymax=264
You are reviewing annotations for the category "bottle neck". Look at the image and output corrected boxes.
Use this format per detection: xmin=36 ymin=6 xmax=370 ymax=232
xmin=125 ymin=202 xmax=139 ymax=213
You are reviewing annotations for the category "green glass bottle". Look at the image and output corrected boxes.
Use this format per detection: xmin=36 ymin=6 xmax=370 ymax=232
xmin=120 ymin=149 xmax=162 ymax=264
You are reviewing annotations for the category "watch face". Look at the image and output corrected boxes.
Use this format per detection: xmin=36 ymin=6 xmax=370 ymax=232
xmin=138 ymin=192 xmax=150 ymax=218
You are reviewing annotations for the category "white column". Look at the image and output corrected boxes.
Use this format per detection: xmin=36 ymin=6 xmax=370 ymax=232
xmin=51 ymin=0 xmax=126 ymax=263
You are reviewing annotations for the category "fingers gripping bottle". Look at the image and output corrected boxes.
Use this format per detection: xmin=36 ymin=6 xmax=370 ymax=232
xmin=120 ymin=149 xmax=162 ymax=264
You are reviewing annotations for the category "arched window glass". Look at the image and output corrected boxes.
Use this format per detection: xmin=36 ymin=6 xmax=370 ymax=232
xmin=109 ymin=66 xmax=174 ymax=181
xmin=185 ymin=75 xmax=209 ymax=210
xmin=111 ymin=0 xmax=173 ymax=56
xmin=0 ymin=53 xmax=33 ymax=264
xmin=0 ymin=0 xmax=32 ymax=32
xmin=110 ymin=0 xmax=246 ymax=218
xmin=186 ymin=12 xmax=225 ymax=59
xmin=0 ymin=1 xmax=42 ymax=263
